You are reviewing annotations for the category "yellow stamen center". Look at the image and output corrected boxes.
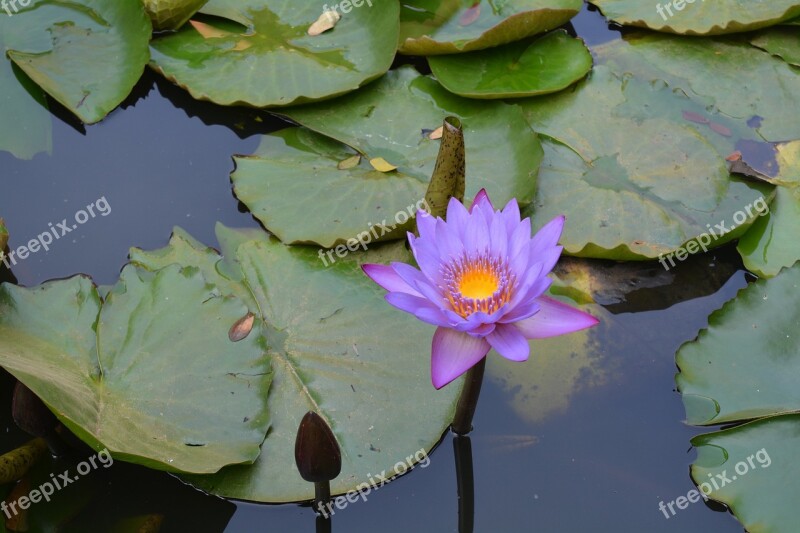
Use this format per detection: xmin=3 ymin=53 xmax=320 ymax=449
xmin=458 ymin=269 xmax=499 ymax=299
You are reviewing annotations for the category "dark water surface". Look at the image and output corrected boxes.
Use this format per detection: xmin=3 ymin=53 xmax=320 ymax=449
xmin=0 ymin=4 xmax=749 ymax=532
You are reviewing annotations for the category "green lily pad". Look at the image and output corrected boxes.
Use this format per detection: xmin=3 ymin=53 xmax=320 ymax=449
xmin=142 ymin=0 xmax=209 ymax=30
xmin=232 ymin=127 xmax=427 ymax=247
xmin=738 ymin=187 xmax=800 ymax=278
xmin=0 ymin=62 xmax=51 ymax=160
xmin=676 ymin=263 xmax=800 ymax=426
xmin=590 ymin=0 xmax=800 ymax=35
xmin=689 ymin=415 xmax=798 ymax=533
xmin=750 ymin=27 xmax=800 ymax=67
xmin=677 ymin=265 xmax=800 ymax=530
xmin=0 ymin=0 xmax=151 ymax=125
xmin=149 ymin=0 xmax=399 ymax=107
xmin=428 ymin=29 xmax=592 ymax=99
xmin=398 ymin=0 xmax=582 ymax=55
xmin=130 ymin=224 xmax=463 ymax=502
xmin=279 ymin=67 xmax=541 ymax=211
xmin=594 ymin=33 xmax=800 ymax=143
xmin=0 ymin=264 xmax=272 ymax=474
xmin=518 ymin=66 xmax=772 ymax=260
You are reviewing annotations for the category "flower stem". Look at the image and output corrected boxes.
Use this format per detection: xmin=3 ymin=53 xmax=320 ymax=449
xmin=451 ymin=357 xmax=486 ymax=435
xmin=453 ymin=435 xmax=474 ymax=533
xmin=314 ymin=481 xmax=331 ymax=515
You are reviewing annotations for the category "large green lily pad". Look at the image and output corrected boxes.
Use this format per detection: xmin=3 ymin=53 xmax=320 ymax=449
xmin=518 ymin=66 xmax=772 ymax=260
xmin=232 ymin=127 xmax=427 ymax=247
xmin=590 ymin=0 xmax=800 ymax=35
xmin=130 ymin=224 xmax=463 ymax=502
xmin=279 ymin=67 xmax=541 ymax=212
xmin=0 ymin=0 xmax=151 ymax=125
xmin=398 ymin=0 xmax=582 ymax=55
xmin=150 ymin=0 xmax=399 ymax=107
xmin=690 ymin=415 xmax=798 ymax=533
xmin=0 ymin=264 xmax=272 ymax=474
xmin=676 ymin=263 xmax=800 ymax=426
xmin=677 ymin=265 xmax=800 ymax=531
xmin=595 ymin=33 xmax=800 ymax=143
xmin=142 ymin=0 xmax=208 ymax=30
xmin=428 ymin=29 xmax=592 ymax=99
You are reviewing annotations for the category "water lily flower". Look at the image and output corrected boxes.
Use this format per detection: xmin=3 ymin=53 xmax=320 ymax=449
xmin=362 ymin=190 xmax=598 ymax=389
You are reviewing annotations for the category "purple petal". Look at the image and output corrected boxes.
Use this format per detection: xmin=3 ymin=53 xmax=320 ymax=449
xmin=501 ymin=198 xmax=521 ymax=233
xmin=416 ymin=211 xmax=436 ymax=239
xmin=469 ymin=189 xmax=493 ymax=212
xmin=431 ymin=327 xmax=490 ymax=389
xmin=531 ymin=245 xmax=563 ymax=276
xmin=489 ymin=213 xmax=508 ymax=259
xmin=487 ymin=323 xmax=530 ymax=362
xmin=499 ymin=298 xmax=540 ymax=323
xmin=386 ymin=292 xmax=450 ymax=327
xmin=530 ymin=215 xmax=565 ymax=258
xmin=446 ymin=197 xmax=469 ymax=239
xmin=515 ymin=296 xmax=599 ymax=339
xmin=435 ymin=218 xmax=465 ymax=260
xmin=362 ymin=264 xmax=422 ymax=297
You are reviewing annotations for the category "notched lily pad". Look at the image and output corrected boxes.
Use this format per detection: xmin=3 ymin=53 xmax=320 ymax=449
xmin=399 ymin=0 xmax=582 ymax=54
xmin=0 ymin=0 xmax=151 ymax=125
xmin=129 ymin=224 xmax=463 ymax=502
xmin=0 ymin=264 xmax=272 ymax=474
xmin=150 ymin=0 xmax=399 ymax=107
xmin=280 ymin=67 xmax=542 ymax=210
xmin=518 ymin=66 xmax=772 ymax=260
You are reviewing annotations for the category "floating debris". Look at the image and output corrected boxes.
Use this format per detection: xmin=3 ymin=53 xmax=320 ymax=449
xmin=229 ymin=312 xmax=255 ymax=342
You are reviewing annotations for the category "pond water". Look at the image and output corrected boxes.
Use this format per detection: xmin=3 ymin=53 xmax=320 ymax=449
xmin=0 ymin=4 xmax=753 ymax=532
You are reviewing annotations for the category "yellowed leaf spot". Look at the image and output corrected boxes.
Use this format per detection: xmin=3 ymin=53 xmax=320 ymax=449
xmin=338 ymin=155 xmax=361 ymax=170
xmin=233 ymin=40 xmax=253 ymax=51
xmin=308 ymin=10 xmax=340 ymax=36
xmin=190 ymin=20 xmax=234 ymax=39
xmin=429 ymin=126 xmax=443 ymax=140
xmin=369 ymin=157 xmax=397 ymax=172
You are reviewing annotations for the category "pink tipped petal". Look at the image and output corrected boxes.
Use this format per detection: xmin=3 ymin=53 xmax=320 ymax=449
xmin=530 ymin=215 xmax=565 ymax=256
xmin=431 ymin=327 xmax=491 ymax=389
xmin=469 ymin=189 xmax=493 ymax=212
xmin=362 ymin=264 xmax=422 ymax=297
xmin=515 ymin=296 xmax=599 ymax=339
xmin=487 ymin=323 xmax=530 ymax=362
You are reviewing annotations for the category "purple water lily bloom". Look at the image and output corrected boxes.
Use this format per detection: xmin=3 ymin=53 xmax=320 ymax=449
xmin=362 ymin=190 xmax=599 ymax=389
